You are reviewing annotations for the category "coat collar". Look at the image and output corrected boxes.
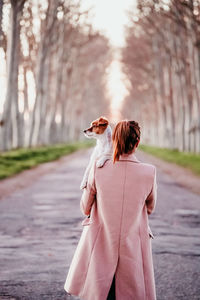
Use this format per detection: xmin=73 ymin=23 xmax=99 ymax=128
xmin=118 ymin=152 xmax=140 ymax=163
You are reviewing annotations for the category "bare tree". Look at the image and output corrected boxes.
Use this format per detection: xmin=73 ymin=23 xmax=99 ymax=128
xmin=122 ymin=0 xmax=200 ymax=153
xmin=0 ymin=0 xmax=111 ymax=151
xmin=1 ymin=0 xmax=25 ymax=150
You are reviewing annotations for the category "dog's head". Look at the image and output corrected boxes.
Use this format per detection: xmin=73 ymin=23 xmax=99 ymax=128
xmin=83 ymin=116 xmax=109 ymax=139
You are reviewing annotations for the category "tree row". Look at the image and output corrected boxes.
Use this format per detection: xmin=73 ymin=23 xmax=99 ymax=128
xmin=122 ymin=0 xmax=200 ymax=153
xmin=0 ymin=0 xmax=111 ymax=151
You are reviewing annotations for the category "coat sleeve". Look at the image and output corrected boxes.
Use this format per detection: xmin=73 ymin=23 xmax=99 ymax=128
xmin=80 ymin=162 xmax=97 ymax=216
xmin=145 ymin=167 xmax=157 ymax=215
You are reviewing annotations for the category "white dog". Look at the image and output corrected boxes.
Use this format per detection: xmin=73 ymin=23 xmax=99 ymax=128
xmin=80 ymin=116 xmax=112 ymax=190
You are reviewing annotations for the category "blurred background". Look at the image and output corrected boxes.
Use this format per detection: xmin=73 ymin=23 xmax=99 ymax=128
xmin=0 ymin=0 xmax=199 ymax=153
xmin=0 ymin=1 xmax=200 ymax=299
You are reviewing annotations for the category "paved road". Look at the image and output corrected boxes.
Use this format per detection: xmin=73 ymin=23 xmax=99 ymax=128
xmin=0 ymin=149 xmax=200 ymax=300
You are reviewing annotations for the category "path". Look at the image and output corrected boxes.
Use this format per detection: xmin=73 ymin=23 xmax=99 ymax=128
xmin=0 ymin=149 xmax=200 ymax=299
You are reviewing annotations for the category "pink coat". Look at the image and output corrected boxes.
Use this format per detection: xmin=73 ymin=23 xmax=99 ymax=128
xmin=64 ymin=152 xmax=157 ymax=300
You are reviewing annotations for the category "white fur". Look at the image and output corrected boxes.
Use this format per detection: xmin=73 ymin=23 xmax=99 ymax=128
xmin=80 ymin=125 xmax=112 ymax=190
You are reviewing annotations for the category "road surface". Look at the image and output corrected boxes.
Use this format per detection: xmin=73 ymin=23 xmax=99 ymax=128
xmin=0 ymin=149 xmax=200 ymax=299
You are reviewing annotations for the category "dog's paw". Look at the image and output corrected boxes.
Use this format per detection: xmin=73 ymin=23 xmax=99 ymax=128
xmin=80 ymin=180 xmax=87 ymax=190
xmin=96 ymin=158 xmax=108 ymax=168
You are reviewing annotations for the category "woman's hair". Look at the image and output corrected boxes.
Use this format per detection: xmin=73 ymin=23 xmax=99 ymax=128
xmin=112 ymin=120 xmax=141 ymax=163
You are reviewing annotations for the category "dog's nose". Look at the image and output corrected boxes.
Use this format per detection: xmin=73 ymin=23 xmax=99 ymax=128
xmin=83 ymin=130 xmax=87 ymax=133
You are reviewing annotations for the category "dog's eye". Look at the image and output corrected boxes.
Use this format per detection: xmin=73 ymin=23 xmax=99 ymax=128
xmin=93 ymin=125 xmax=97 ymax=128
xmin=99 ymin=123 xmax=107 ymax=127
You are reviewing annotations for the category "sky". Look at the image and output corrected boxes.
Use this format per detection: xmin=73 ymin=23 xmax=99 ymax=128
xmin=82 ymin=0 xmax=136 ymax=47
xmin=81 ymin=0 xmax=136 ymax=121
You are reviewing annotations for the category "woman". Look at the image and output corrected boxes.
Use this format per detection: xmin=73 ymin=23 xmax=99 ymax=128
xmin=64 ymin=120 xmax=157 ymax=300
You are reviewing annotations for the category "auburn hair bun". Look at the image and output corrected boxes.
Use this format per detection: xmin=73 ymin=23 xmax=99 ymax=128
xmin=112 ymin=120 xmax=140 ymax=163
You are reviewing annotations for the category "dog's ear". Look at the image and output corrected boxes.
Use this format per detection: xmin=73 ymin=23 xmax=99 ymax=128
xmin=99 ymin=117 xmax=108 ymax=125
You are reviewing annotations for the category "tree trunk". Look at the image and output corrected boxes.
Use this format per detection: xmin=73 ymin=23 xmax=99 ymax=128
xmin=1 ymin=0 xmax=24 ymax=150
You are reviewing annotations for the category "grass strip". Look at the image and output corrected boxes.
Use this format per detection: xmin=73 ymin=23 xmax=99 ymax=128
xmin=139 ymin=144 xmax=200 ymax=176
xmin=0 ymin=140 xmax=94 ymax=180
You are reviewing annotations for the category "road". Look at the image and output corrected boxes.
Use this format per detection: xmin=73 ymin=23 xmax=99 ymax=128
xmin=0 ymin=148 xmax=200 ymax=300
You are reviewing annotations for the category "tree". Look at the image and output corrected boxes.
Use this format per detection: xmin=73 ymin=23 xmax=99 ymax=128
xmin=1 ymin=0 xmax=25 ymax=150
xmin=0 ymin=0 xmax=111 ymax=151
xmin=122 ymin=0 xmax=200 ymax=153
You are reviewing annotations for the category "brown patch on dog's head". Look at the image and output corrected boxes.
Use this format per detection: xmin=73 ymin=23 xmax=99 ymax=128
xmin=84 ymin=116 xmax=109 ymax=135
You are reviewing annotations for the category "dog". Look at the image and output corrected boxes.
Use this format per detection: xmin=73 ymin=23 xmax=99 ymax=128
xmin=80 ymin=116 xmax=112 ymax=190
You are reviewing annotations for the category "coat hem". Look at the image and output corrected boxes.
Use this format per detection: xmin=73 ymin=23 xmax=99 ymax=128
xmin=81 ymin=223 xmax=102 ymax=298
